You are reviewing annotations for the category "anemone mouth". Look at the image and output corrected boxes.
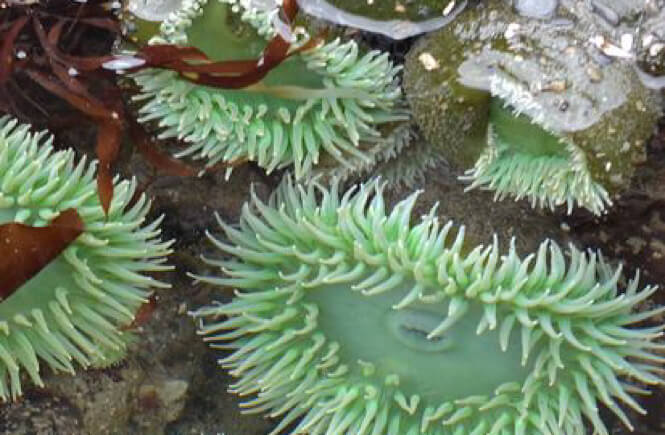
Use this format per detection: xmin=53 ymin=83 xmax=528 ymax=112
xmin=193 ymin=176 xmax=662 ymax=435
xmin=460 ymin=92 xmax=612 ymax=215
xmin=388 ymin=308 xmax=455 ymax=352
xmin=130 ymin=0 xmax=406 ymax=179
xmin=0 ymin=116 xmax=172 ymax=401
xmin=301 ymin=280 xmax=531 ymax=400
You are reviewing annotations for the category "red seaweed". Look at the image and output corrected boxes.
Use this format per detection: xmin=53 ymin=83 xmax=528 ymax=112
xmin=129 ymin=119 xmax=198 ymax=177
xmin=1 ymin=0 xmax=307 ymax=215
xmin=121 ymin=0 xmax=327 ymax=90
xmin=0 ymin=209 xmax=84 ymax=300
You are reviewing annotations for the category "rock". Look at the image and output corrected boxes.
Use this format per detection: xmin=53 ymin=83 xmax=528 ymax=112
xmin=0 ymin=393 xmax=82 ymax=435
xmin=137 ymin=379 xmax=189 ymax=429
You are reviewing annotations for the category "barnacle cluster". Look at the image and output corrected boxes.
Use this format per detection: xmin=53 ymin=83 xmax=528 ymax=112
xmin=129 ymin=0 xmax=405 ymax=178
xmin=193 ymin=177 xmax=664 ymax=435
xmin=635 ymin=3 xmax=665 ymax=89
xmin=404 ymin=0 xmax=662 ymax=214
xmin=0 ymin=117 xmax=172 ymax=401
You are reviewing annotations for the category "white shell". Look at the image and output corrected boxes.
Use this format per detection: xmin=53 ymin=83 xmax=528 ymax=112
xmin=514 ymin=0 xmax=558 ymax=18
xmin=127 ymin=0 xmax=184 ymax=21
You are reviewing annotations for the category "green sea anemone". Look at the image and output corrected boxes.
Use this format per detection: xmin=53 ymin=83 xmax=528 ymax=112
xmin=192 ymin=176 xmax=664 ymax=435
xmin=404 ymin=0 xmax=662 ymax=215
xmin=308 ymin=122 xmax=445 ymax=190
xmin=0 ymin=116 xmax=173 ymax=401
xmin=128 ymin=0 xmax=405 ymax=179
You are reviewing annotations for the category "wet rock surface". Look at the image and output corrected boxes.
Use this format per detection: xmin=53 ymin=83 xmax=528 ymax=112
xmin=569 ymin=124 xmax=665 ymax=294
xmin=303 ymin=0 xmax=461 ymax=23
xmin=0 ymin=393 xmax=82 ymax=435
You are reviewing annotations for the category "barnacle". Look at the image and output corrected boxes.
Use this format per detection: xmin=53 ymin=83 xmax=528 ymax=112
xmin=128 ymin=0 xmax=404 ymax=179
xmin=635 ymin=5 xmax=665 ymax=89
xmin=0 ymin=117 xmax=173 ymax=401
xmin=193 ymin=176 xmax=664 ymax=435
xmin=404 ymin=0 xmax=662 ymax=215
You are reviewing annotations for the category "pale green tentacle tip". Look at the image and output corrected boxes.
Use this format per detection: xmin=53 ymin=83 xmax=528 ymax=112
xmin=0 ymin=116 xmax=173 ymax=402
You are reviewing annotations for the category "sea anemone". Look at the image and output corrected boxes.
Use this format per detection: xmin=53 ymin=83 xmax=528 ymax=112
xmin=127 ymin=0 xmax=405 ymax=179
xmin=404 ymin=0 xmax=662 ymax=215
xmin=192 ymin=176 xmax=664 ymax=435
xmin=0 ymin=116 xmax=173 ymax=401
xmin=308 ymin=122 xmax=445 ymax=190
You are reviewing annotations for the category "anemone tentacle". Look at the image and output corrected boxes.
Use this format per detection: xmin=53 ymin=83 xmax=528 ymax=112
xmin=130 ymin=0 xmax=405 ymax=179
xmin=193 ymin=176 xmax=663 ymax=435
xmin=460 ymin=124 xmax=612 ymax=215
xmin=458 ymin=75 xmax=613 ymax=214
xmin=309 ymin=122 xmax=441 ymax=189
xmin=0 ymin=116 xmax=173 ymax=401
